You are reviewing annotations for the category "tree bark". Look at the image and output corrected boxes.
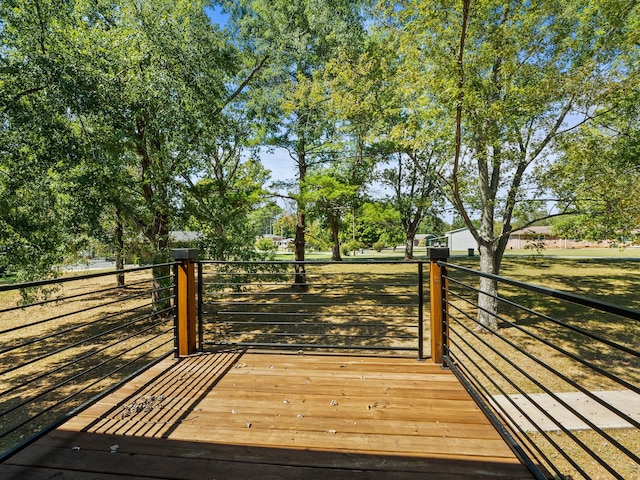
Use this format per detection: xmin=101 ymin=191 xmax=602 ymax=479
xmin=115 ymin=206 xmax=125 ymax=287
xmin=404 ymin=236 xmax=415 ymax=260
xmin=151 ymin=211 xmax=171 ymax=315
xmin=328 ymin=211 xmax=342 ymax=261
xmin=293 ymin=145 xmax=308 ymax=291
xmin=293 ymin=209 xmax=308 ymax=290
xmin=477 ymin=242 xmax=499 ymax=331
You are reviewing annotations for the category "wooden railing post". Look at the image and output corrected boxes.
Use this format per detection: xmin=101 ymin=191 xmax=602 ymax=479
xmin=429 ymin=248 xmax=449 ymax=365
xmin=171 ymin=248 xmax=198 ymax=357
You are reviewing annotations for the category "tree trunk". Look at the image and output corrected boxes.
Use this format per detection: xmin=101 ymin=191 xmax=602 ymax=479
xmin=328 ymin=212 xmax=342 ymax=261
xmin=477 ymin=242 xmax=499 ymax=331
xmin=293 ymin=140 xmax=308 ymax=291
xmin=404 ymin=219 xmax=421 ymax=260
xmin=293 ymin=209 xmax=308 ymax=291
xmin=404 ymin=237 xmax=415 ymax=260
xmin=115 ymin=206 xmax=125 ymax=287
xmin=151 ymin=212 xmax=172 ymax=315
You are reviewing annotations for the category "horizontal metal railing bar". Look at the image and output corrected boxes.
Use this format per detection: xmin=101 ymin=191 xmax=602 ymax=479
xmin=202 ymin=270 xmax=415 ymax=276
xmin=224 ymin=332 xmax=417 ymax=339
xmin=446 ymin=300 xmax=640 ymax=452
xmin=203 ymin=291 xmax=414 ymax=297
xmin=440 ymin=261 xmax=640 ymax=322
xmin=0 ymin=301 xmax=154 ymax=378
xmin=0 ymin=263 xmax=177 ymax=292
xmin=212 ymin=321 xmax=417 ymax=328
xmin=444 ymin=275 xmax=639 ymax=359
xmin=0 ymin=280 xmax=148 ymax=316
xmin=447 ymin=288 xmax=640 ymax=397
xmin=199 ymin=260 xmax=424 ymax=266
xmin=0 ymin=286 xmax=164 ymax=350
xmin=0 ymin=317 xmax=174 ymax=420
xmin=206 ymin=341 xmax=418 ymax=351
xmin=0 ymin=334 xmax=175 ymax=446
xmin=0 ymin=304 xmax=174 ymax=389
xmin=209 ymin=311 xmax=414 ymax=319
xmin=205 ymin=301 xmax=417 ymax=307
xmin=201 ymin=281 xmax=418 ymax=289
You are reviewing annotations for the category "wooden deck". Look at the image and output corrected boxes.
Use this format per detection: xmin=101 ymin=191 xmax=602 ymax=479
xmin=1 ymin=350 xmax=536 ymax=479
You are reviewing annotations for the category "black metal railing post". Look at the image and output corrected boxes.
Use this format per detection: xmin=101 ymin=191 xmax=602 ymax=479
xmin=418 ymin=261 xmax=425 ymax=361
xmin=172 ymin=261 xmax=179 ymax=358
xmin=440 ymin=261 xmax=449 ymax=363
xmin=197 ymin=261 xmax=204 ymax=353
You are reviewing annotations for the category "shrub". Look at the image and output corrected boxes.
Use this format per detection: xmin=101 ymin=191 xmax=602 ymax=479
xmin=255 ymin=237 xmax=277 ymax=253
xmin=372 ymin=241 xmax=385 ymax=252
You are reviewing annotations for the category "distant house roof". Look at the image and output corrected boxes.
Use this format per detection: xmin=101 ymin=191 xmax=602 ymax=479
xmin=509 ymin=226 xmax=553 ymax=236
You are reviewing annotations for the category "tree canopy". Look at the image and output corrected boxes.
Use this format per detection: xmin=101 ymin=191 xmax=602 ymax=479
xmin=1 ymin=0 xmax=638 ymax=303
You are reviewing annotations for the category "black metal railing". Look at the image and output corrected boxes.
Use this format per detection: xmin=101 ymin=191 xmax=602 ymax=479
xmin=5 ymin=251 xmax=637 ymax=480
xmin=436 ymin=260 xmax=640 ymax=480
xmin=198 ymin=260 xmax=427 ymax=357
xmin=0 ymin=264 xmax=177 ymax=460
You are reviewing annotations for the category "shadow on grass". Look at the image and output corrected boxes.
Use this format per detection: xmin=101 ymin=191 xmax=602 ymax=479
xmin=200 ymin=262 xmax=427 ymax=354
xmin=0 ymin=270 xmax=175 ymax=456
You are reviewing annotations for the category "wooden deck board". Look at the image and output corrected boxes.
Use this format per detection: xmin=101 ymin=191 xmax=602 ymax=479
xmin=1 ymin=350 xmax=537 ymax=479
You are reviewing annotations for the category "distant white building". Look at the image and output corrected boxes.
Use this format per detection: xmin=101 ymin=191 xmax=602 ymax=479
xmin=440 ymin=228 xmax=478 ymax=253
xmin=258 ymin=234 xmax=294 ymax=250
xmin=429 ymin=228 xmax=478 ymax=252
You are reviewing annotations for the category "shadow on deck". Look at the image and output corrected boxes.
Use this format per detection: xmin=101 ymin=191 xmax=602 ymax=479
xmin=0 ymin=350 xmax=536 ymax=479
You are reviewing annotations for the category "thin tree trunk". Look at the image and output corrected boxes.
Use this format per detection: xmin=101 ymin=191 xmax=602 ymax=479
xmin=329 ymin=212 xmax=342 ymax=261
xmin=151 ymin=212 xmax=172 ymax=315
xmin=293 ymin=209 xmax=308 ymax=291
xmin=115 ymin=206 xmax=125 ymax=287
xmin=404 ymin=236 xmax=415 ymax=260
xmin=293 ymin=141 xmax=308 ymax=291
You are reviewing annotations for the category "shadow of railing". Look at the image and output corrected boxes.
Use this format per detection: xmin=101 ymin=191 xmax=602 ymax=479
xmin=198 ymin=260 xmax=427 ymax=358
xmin=0 ymin=264 xmax=177 ymax=459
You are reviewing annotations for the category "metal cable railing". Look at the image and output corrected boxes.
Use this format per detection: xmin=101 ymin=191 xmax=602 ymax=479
xmin=437 ymin=260 xmax=640 ymax=480
xmin=198 ymin=260 xmax=426 ymax=356
xmin=0 ymin=264 xmax=178 ymax=460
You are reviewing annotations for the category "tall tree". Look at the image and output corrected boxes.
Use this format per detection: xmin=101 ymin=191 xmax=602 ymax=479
xmin=304 ymin=170 xmax=358 ymax=261
xmin=326 ymin=28 xmax=447 ymax=260
xmin=222 ymin=0 xmax=365 ymax=287
xmin=0 ymin=0 xmax=89 ymax=280
xmin=1 ymin=0 xmax=269 ymax=303
xmin=379 ymin=150 xmax=442 ymax=259
xmin=387 ymin=0 xmax=638 ymax=329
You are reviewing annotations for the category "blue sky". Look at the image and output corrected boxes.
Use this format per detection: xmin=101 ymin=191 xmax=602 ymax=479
xmin=205 ymin=5 xmax=228 ymax=28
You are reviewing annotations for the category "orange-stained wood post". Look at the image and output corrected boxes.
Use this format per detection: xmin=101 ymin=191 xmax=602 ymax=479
xmin=429 ymin=248 xmax=449 ymax=365
xmin=171 ymin=248 xmax=198 ymax=356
